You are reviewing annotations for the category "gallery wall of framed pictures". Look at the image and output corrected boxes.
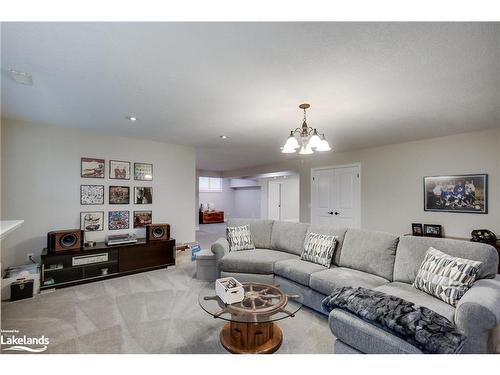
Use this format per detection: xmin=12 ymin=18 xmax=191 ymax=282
xmin=79 ymin=157 xmax=154 ymax=233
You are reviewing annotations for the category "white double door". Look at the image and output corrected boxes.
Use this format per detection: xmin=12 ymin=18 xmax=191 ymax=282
xmin=311 ymin=165 xmax=360 ymax=228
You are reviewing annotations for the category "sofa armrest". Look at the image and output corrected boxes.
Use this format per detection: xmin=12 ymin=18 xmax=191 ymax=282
xmin=455 ymin=275 xmax=500 ymax=352
xmin=211 ymin=237 xmax=229 ymax=277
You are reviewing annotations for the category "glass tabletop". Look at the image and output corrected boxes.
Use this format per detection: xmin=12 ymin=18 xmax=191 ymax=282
xmin=198 ymin=281 xmax=303 ymax=323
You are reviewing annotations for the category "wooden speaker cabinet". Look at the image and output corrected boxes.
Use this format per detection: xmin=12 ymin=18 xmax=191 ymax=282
xmin=47 ymin=229 xmax=84 ymax=253
xmin=146 ymin=223 xmax=170 ymax=241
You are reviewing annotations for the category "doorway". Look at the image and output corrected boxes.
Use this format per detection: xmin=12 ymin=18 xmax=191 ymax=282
xmin=311 ymin=164 xmax=361 ymax=228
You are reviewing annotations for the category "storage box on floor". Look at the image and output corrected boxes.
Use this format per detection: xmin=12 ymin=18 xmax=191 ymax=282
xmin=1 ymin=263 xmax=40 ymax=301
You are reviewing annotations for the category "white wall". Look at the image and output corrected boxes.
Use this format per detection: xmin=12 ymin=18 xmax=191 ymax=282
xmin=260 ymin=175 xmax=300 ymax=222
xmin=232 ymin=187 xmax=261 ymax=219
xmin=224 ymin=129 xmax=500 ymax=238
xmin=1 ymin=118 xmax=196 ymax=270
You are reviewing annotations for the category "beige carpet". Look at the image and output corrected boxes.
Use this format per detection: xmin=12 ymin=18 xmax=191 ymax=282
xmin=1 ymin=240 xmax=332 ymax=354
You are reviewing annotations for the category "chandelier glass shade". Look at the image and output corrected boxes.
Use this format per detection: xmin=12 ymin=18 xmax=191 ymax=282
xmin=281 ymin=104 xmax=332 ymax=154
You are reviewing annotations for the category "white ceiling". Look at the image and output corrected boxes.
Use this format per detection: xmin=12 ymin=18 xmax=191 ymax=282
xmin=2 ymin=22 xmax=499 ymax=171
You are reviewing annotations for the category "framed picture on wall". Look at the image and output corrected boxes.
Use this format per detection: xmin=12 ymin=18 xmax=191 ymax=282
xmin=134 ymin=210 xmax=152 ymax=228
xmin=108 ymin=211 xmax=129 ymax=230
xmin=80 ymin=211 xmax=104 ymax=231
xmin=81 ymin=185 xmax=104 ymax=205
xmin=424 ymin=174 xmax=488 ymax=214
xmin=424 ymin=224 xmax=442 ymax=238
xmin=411 ymin=223 xmax=423 ymax=236
xmin=109 ymin=186 xmax=130 ymax=204
xmin=109 ymin=160 xmax=130 ymax=180
xmin=134 ymin=187 xmax=153 ymax=204
xmin=134 ymin=162 xmax=153 ymax=181
xmin=81 ymin=157 xmax=105 ymax=178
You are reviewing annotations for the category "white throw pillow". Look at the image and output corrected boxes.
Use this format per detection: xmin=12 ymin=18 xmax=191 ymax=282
xmin=301 ymin=232 xmax=337 ymax=267
xmin=226 ymin=224 xmax=255 ymax=251
xmin=413 ymin=247 xmax=482 ymax=306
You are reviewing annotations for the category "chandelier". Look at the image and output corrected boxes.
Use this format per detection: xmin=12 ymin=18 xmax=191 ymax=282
xmin=281 ymin=103 xmax=331 ymax=154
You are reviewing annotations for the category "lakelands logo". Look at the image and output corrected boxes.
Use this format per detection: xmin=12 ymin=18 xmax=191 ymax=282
xmin=1 ymin=329 xmax=49 ymax=353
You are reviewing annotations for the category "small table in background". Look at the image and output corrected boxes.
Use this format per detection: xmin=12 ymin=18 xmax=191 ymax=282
xmin=199 ymin=211 xmax=224 ymax=224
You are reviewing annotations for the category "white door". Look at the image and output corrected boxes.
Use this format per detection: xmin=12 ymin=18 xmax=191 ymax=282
xmin=268 ymin=181 xmax=281 ymax=220
xmin=311 ymin=165 xmax=360 ymax=228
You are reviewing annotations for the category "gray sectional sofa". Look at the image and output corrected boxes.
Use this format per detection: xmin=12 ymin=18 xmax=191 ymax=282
xmin=210 ymin=218 xmax=500 ymax=354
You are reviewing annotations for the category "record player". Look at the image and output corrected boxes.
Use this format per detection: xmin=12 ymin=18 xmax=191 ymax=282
xmin=105 ymin=233 xmax=137 ymax=246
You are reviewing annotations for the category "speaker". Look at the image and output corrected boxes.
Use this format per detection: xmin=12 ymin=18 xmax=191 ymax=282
xmin=47 ymin=229 xmax=84 ymax=252
xmin=146 ymin=223 xmax=170 ymax=241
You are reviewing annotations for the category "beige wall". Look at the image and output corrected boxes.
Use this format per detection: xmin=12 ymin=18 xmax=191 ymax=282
xmin=1 ymin=118 xmax=196 ymax=270
xmin=224 ymin=129 xmax=500 ymax=238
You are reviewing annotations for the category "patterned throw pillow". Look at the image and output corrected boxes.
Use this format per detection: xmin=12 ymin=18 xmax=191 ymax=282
xmin=226 ymin=224 xmax=255 ymax=251
xmin=301 ymin=232 xmax=337 ymax=267
xmin=413 ymin=247 xmax=482 ymax=306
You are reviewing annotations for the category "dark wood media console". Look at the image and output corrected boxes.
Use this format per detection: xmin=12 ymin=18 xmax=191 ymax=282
xmin=40 ymin=238 xmax=175 ymax=290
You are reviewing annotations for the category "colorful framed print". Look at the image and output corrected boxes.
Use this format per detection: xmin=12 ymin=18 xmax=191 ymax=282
xmin=134 ymin=163 xmax=153 ymax=181
xmin=81 ymin=157 xmax=105 ymax=178
xmin=109 ymin=160 xmax=130 ymax=180
xmin=134 ymin=187 xmax=153 ymax=204
xmin=108 ymin=211 xmax=129 ymax=230
xmin=134 ymin=210 xmax=152 ymax=228
xmin=80 ymin=211 xmax=104 ymax=231
xmin=424 ymin=174 xmax=488 ymax=214
xmin=80 ymin=185 xmax=104 ymax=205
xmin=109 ymin=186 xmax=130 ymax=204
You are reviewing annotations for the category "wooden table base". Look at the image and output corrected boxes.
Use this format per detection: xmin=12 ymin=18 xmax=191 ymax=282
xmin=220 ymin=321 xmax=283 ymax=354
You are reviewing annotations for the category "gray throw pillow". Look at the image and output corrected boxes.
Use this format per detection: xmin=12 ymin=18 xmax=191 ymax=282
xmin=226 ymin=224 xmax=255 ymax=251
xmin=301 ymin=232 xmax=337 ymax=267
xmin=413 ymin=247 xmax=482 ymax=306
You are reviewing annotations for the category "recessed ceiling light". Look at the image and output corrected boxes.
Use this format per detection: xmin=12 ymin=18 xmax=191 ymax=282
xmin=126 ymin=116 xmax=137 ymax=122
xmin=220 ymin=135 xmax=228 ymax=139
xmin=9 ymin=69 xmax=33 ymax=85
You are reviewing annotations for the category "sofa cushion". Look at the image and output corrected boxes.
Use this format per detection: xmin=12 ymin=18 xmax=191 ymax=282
xmin=309 ymin=267 xmax=389 ymax=296
xmin=270 ymin=221 xmax=310 ymax=256
xmin=374 ymin=282 xmax=455 ymax=321
xmin=394 ymin=236 xmax=498 ymax=284
xmin=413 ymin=247 xmax=482 ymax=306
xmin=220 ymin=248 xmax=297 ymax=274
xmin=226 ymin=224 xmax=255 ymax=251
xmin=274 ymin=258 xmax=327 ymax=286
xmin=306 ymin=225 xmax=347 ymax=266
xmin=329 ymin=310 xmax=423 ymax=354
xmin=301 ymin=232 xmax=337 ymax=267
xmin=227 ymin=218 xmax=274 ymax=249
xmin=339 ymin=229 xmax=399 ymax=280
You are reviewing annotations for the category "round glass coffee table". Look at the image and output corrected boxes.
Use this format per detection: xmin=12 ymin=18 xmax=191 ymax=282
xmin=199 ymin=282 xmax=303 ymax=354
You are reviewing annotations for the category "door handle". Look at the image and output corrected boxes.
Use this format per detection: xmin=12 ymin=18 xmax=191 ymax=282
xmin=328 ymin=211 xmax=339 ymax=216
xmin=334 ymin=212 xmax=339 ymax=216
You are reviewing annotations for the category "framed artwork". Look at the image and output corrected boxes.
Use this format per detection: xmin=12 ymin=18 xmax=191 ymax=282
xmin=424 ymin=224 xmax=442 ymax=238
xmin=424 ymin=174 xmax=488 ymax=214
xmin=134 ymin=210 xmax=152 ymax=228
xmin=109 ymin=160 xmax=130 ymax=180
xmin=80 ymin=211 xmax=104 ymax=231
xmin=134 ymin=187 xmax=153 ymax=204
xmin=411 ymin=223 xmax=423 ymax=236
xmin=134 ymin=162 xmax=153 ymax=181
xmin=81 ymin=157 xmax=105 ymax=178
xmin=81 ymin=185 xmax=104 ymax=205
xmin=108 ymin=211 xmax=130 ymax=230
xmin=109 ymin=186 xmax=130 ymax=204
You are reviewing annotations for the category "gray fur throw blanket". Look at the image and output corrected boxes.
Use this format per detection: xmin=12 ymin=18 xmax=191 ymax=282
xmin=322 ymin=287 xmax=466 ymax=354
